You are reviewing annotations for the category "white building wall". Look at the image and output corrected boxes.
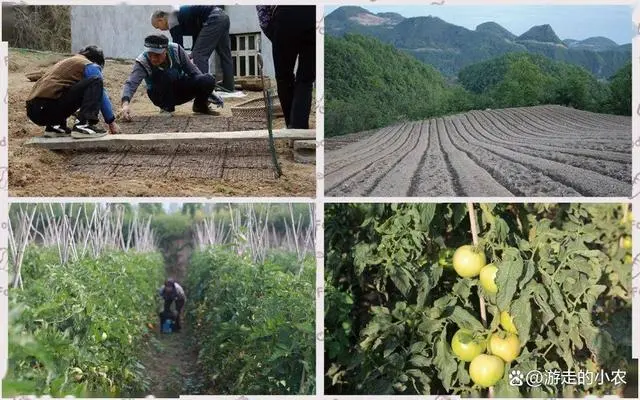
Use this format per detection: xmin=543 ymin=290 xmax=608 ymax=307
xmin=70 ymin=5 xmax=274 ymax=78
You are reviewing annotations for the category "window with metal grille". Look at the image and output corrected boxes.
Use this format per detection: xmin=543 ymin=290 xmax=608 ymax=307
xmin=230 ymin=33 xmax=260 ymax=77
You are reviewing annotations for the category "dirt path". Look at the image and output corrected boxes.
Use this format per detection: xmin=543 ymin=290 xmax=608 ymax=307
xmin=140 ymin=325 xmax=204 ymax=397
xmin=138 ymin=234 xmax=206 ymax=397
xmin=325 ymin=105 xmax=631 ymax=197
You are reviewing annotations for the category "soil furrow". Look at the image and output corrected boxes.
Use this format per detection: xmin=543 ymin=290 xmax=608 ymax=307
xmin=326 ymin=123 xmax=402 ymax=168
xmin=324 ymin=106 xmax=631 ymax=197
xmin=519 ymin=106 xmax=629 ymax=137
xmin=328 ymin=123 xmax=421 ymax=196
xmin=367 ymin=120 xmax=433 ymax=196
xmin=467 ymin=112 xmax=630 ymax=162
xmin=325 ymin=123 xmax=407 ymax=177
xmin=325 ymin=123 xmax=417 ymax=195
xmin=407 ymin=119 xmax=458 ymax=196
xmin=458 ymin=134 xmax=630 ymax=196
xmin=448 ymin=116 xmax=582 ymax=196
xmin=436 ymin=118 xmax=512 ymax=197
xmin=485 ymin=109 xmax=629 ymax=150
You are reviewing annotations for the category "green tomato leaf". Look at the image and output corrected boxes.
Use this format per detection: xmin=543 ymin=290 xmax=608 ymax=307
xmin=493 ymin=368 xmax=521 ymax=397
xmin=417 ymin=203 xmax=436 ymax=232
xmin=448 ymin=306 xmax=484 ymax=332
xmin=510 ymin=291 xmax=532 ymax=346
xmin=457 ymin=360 xmax=471 ymax=385
xmin=433 ymin=329 xmax=457 ymax=391
xmin=496 ymin=248 xmax=524 ymax=311
xmin=409 ymin=354 xmax=431 ymax=367
xmin=519 ymin=259 xmax=536 ymax=290
xmin=389 ymin=266 xmax=415 ymax=298
xmin=417 ymin=266 xmax=443 ymax=307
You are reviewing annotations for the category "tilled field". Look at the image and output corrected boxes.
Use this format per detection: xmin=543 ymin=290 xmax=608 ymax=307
xmin=325 ymin=105 xmax=631 ymax=197
xmin=8 ymin=49 xmax=315 ymax=197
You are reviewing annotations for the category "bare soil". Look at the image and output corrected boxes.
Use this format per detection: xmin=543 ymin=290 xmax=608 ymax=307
xmin=8 ymin=49 xmax=316 ymax=197
xmin=325 ymin=105 xmax=631 ymax=197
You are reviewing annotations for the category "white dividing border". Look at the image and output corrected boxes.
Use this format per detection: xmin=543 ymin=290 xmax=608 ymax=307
xmin=1 ymin=41 xmax=8 ymax=387
xmin=1 ymin=0 xmax=639 ymax=400
xmin=632 ymin=0 xmax=640 ymax=363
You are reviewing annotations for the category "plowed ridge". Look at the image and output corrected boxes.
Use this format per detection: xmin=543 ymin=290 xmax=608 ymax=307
xmin=325 ymin=105 xmax=631 ymax=197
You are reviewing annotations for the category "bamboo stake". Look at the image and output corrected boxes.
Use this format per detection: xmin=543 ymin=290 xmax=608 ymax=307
xmin=467 ymin=201 xmax=493 ymax=398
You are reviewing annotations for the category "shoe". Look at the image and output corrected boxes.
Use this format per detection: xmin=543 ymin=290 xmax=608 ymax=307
xmin=193 ymin=104 xmax=219 ymax=115
xmin=71 ymin=122 xmax=107 ymax=139
xmin=159 ymin=108 xmax=174 ymax=117
xmin=208 ymin=93 xmax=224 ymax=108
xmin=43 ymin=125 xmax=71 ymax=138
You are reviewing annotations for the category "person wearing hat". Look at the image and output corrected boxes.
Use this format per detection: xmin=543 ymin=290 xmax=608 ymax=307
xmin=158 ymin=278 xmax=186 ymax=332
xmin=256 ymin=6 xmax=315 ymax=129
xmin=120 ymin=34 xmax=222 ymax=120
xmin=25 ymin=45 xmax=120 ymax=138
xmin=151 ymin=6 xmax=234 ymax=91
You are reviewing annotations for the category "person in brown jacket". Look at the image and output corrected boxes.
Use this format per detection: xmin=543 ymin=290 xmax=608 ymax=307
xmin=25 ymin=45 xmax=120 ymax=139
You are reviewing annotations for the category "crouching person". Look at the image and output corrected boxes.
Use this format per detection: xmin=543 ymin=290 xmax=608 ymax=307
xmin=25 ymin=45 xmax=120 ymax=139
xmin=120 ymin=34 xmax=221 ymax=121
xmin=158 ymin=278 xmax=186 ymax=332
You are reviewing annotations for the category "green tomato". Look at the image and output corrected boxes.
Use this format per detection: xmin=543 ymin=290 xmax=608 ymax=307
xmin=101 ymin=332 xmax=108 ymax=341
xmin=489 ymin=331 xmax=521 ymax=363
xmin=453 ymin=245 xmax=486 ymax=278
xmin=622 ymin=236 xmax=632 ymax=250
xmin=469 ymin=354 xmax=504 ymax=388
xmin=451 ymin=329 xmax=486 ymax=362
xmin=479 ymin=264 xmax=498 ymax=294
xmin=500 ymin=311 xmax=518 ymax=334
xmin=624 ymin=254 xmax=633 ymax=264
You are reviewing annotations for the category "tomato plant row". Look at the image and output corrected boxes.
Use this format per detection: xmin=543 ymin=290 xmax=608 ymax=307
xmin=185 ymin=247 xmax=316 ymax=395
xmin=4 ymin=247 xmax=164 ymax=397
xmin=325 ymin=203 xmax=632 ymax=397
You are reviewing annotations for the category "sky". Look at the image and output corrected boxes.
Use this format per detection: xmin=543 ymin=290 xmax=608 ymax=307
xmin=324 ymin=5 xmax=633 ymax=44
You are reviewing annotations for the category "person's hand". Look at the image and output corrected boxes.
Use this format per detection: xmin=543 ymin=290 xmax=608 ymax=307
xmin=121 ymin=102 xmax=132 ymax=122
xmin=108 ymin=121 xmax=121 ymax=135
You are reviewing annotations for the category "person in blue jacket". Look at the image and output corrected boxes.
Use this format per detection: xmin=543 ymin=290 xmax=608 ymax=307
xmin=25 ymin=45 xmax=120 ymax=138
xmin=151 ymin=6 xmax=234 ymax=92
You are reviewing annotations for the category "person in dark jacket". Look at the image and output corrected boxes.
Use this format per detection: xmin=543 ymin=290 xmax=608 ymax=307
xmin=151 ymin=6 xmax=234 ymax=91
xmin=120 ymin=34 xmax=222 ymax=120
xmin=158 ymin=278 xmax=186 ymax=332
xmin=25 ymin=45 xmax=120 ymax=138
xmin=256 ymin=6 xmax=316 ymax=129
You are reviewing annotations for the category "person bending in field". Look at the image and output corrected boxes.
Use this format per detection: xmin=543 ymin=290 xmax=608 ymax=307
xmin=120 ymin=34 xmax=222 ymax=121
xmin=158 ymin=278 xmax=186 ymax=332
xmin=25 ymin=45 xmax=120 ymax=139
xmin=151 ymin=6 xmax=235 ymax=91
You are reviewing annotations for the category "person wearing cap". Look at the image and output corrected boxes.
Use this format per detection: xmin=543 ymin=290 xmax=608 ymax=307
xmin=120 ymin=34 xmax=222 ymax=120
xmin=151 ymin=6 xmax=234 ymax=91
xmin=158 ymin=278 xmax=186 ymax=332
xmin=256 ymin=6 xmax=315 ymax=129
xmin=25 ymin=45 xmax=120 ymax=138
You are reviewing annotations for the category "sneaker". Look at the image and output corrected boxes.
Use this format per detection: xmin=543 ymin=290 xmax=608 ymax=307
xmin=43 ymin=125 xmax=71 ymax=138
xmin=71 ymin=122 xmax=107 ymax=139
xmin=159 ymin=108 xmax=174 ymax=117
xmin=208 ymin=93 xmax=224 ymax=108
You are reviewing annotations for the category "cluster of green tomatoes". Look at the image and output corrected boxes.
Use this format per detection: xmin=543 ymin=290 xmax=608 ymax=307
xmin=439 ymin=245 xmax=521 ymax=388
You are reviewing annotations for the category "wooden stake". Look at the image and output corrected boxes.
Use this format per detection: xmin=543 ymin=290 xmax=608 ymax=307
xmin=467 ymin=201 xmax=493 ymax=398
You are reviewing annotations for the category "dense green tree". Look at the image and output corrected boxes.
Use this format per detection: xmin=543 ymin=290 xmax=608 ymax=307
xmin=606 ymin=62 xmax=632 ymax=116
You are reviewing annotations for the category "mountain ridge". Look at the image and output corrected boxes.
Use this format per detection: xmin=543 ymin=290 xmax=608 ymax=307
xmin=325 ymin=6 xmax=630 ymax=78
